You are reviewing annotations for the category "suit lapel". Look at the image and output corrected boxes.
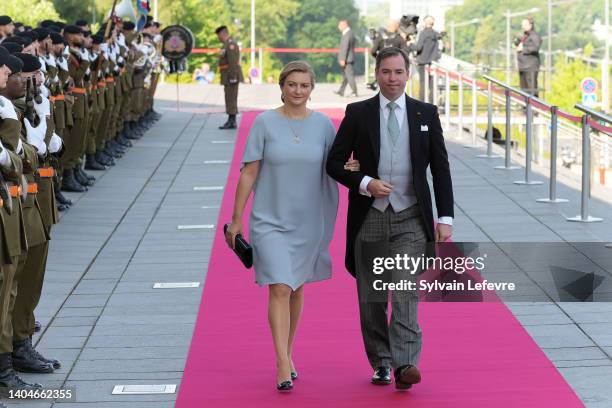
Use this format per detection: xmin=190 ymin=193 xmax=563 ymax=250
xmin=367 ymin=94 xmax=380 ymax=167
xmin=405 ymin=95 xmax=420 ymax=160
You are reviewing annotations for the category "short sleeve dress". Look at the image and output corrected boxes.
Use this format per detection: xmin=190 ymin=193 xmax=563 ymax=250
xmin=241 ymin=110 xmax=339 ymax=290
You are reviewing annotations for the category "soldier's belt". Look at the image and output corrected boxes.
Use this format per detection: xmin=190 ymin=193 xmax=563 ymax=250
xmin=37 ymin=167 xmax=55 ymax=178
xmin=0 ymin=198 xmax=3 ymax=208
xmin=50 ymin=95 xmax=65 ymax=102
xmin=69 ymin=87 xmax=87 ymax=95
xmin=8 ymin=185 xmax=21 ymax=198
xmin=105 ymin=77 xmax=115 ymax=83
xmin=219 ymin=64 xmax=230 ymax=71
xmin=27 ymin=183 xmax=38 ymax=194
xmin=98 ymin=81 xmax=106 ymax=87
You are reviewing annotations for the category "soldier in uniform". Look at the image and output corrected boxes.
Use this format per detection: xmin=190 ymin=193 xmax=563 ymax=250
xmin=215 ymin=25 xmax=243 ymax=129
xmin=0 ymin=46 xmax=43 ymax=393
xmin=7 ymin=53 xmax=62 ymax=376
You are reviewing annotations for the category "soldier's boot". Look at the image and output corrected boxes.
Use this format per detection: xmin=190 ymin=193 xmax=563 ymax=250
xmin=116 ymin=132 xmax=132 ymax=148
xmin=75 ymin=165 xmax=95 ymax=185
xmin=0 ymin=353 xmax=43 ymax=396
xmin=85 ymin=154 xmax=107 ymax=171
xmin=11 ymin=341 xmax=54 ymax=374
xmin=124 ymin=122 xmax=141 ymax=140
xmin=34 ymin=321 xmax=41 ymax=332
xmin=22 ymin=338 xmax=60 ymax=370
xmin=54 ymin=182 xmax=73 ymax=206
xmin=219 ymin=114 xmax=237 ymax=129
xmin=104 ymin=143 xmax=123 ymax=159
xmin=61 ymin=169 xmax=87 ymax=193
xmin=95 ymin=151 xmax=115 ymax=167
xmin=108 ymin=140 xmax=126 ymax=156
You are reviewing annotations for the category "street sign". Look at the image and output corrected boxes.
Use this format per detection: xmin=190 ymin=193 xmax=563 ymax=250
xmin=582 ymin=93 xmax=597 ymax=107
xmin=581 ymin=77 xmax=598 ymax=94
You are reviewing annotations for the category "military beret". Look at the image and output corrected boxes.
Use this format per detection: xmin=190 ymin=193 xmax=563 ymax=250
xmin=39 ymin=20 xmax=55 ymax=28
xmin=0 ymin=46 xmax=10 ymax=67
xmin=63 ymin=25 xmax=82 ymax=35
xmin=14 ymin=52 xmax=41 ymax=73
xmin=123 ymin=21 xmax=135 ymax=30
xmin=75 ymin=19 xmax=89 ymax=27
xmin=16 ymin=31 xmax=37 ymax=43
xmin=47 ymin=25 xmax=61 ymax=33
xmin=1 ymin=42 xmax=23 ymax=54
xmin=0 ymin=16 xmax=13 ymax=26
xmin=1 ymin=36 xmax=27 ymax=46
xmin=55 ymin=22 xmax=66 ymax=29
xmin=92 ymin=34 xmax=104 ymax=45
xmin=50 ymin=32 xmax=64 ymax=45
xmin=5 ymin=55 xmax=23 ymax=74
xmin=33 ymin=27 xmax=50 ymax=41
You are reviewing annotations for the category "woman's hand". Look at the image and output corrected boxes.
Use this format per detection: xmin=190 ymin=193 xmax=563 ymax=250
xmin=344 ymin=159 xmax=360 ymax=172
xmin=225 ymin=221 xmax=243 ymax=250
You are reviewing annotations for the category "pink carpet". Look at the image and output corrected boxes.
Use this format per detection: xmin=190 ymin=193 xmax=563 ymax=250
xmin=175 ymin=110 xmax=584 ymax=407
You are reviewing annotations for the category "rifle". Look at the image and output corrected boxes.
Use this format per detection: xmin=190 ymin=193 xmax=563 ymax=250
xmin=32 ymin=76 xmax=43 ymax=104
xmin=24 ymin=77 xmax=37 ymax=124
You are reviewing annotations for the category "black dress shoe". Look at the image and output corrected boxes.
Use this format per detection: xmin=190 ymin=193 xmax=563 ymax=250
xmin=219 ymin=120 xmax=236 ymax=129
xmin=394 ymin=365 xmax=421 ymax=390
xmin=11 ymin=341 xmax=54 ymax=374
xmin=371 ymin=366 xmax=392 ymax=385
xmin=276 ymin=380 xmax=293 ymax=392
xmin=34 ymin=321 xmax=41 ymax=332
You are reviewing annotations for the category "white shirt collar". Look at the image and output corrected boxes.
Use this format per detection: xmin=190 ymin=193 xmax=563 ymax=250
xmin=379 ymin=92 xmax=406 ymax=111
xmin=342 ymin=27 xmax=351 ymax=35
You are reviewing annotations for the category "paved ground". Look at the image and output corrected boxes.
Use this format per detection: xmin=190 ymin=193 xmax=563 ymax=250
xmin=3 ymin=82 xmax=611 ymax=407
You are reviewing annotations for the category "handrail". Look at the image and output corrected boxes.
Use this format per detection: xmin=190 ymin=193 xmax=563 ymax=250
xmin=575 ymin=104 xmax=612 ymax=126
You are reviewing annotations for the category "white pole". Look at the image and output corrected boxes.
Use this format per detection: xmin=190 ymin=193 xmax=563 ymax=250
xmin=250 ymin=0 xmax=256 ymax=69
xmin=153 ymin=0 xmax=158 ymax=22
xmin=602 ymin=0 xmax=610 ymax=112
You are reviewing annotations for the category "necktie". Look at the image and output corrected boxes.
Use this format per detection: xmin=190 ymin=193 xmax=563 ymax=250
xmin=387 ymin=101 xmax=399 ymax=145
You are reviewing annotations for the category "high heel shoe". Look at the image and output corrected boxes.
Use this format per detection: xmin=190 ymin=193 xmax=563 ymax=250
xmin=291 ymin=371 xmax=298 ymax=380
xmin=276 ymin=380 xmax=293 ymax=392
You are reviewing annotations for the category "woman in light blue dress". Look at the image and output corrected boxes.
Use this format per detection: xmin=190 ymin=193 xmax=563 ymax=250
xmin=225 ymin=61 xmax=359 ymax=391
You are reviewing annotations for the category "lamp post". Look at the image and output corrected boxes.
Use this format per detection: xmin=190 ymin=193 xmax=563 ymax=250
xmin=603 ymin=0 xmax=610 ymax=112
xmin=251 ymin=0 xmax=256 ymax=69
xmin=450 ymin=18 xmax=480 ymax=58
xmin=546 ymin=0 xmax=575 ymax=98
xmin=506 ymin=7 xmax=540 ymax=84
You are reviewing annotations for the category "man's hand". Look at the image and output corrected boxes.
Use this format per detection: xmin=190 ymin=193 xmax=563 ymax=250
xmin=435 ymin=223 xmax=452 ymax=242
xmin=339 ymin=59 xmax=346 ymax=68
xmin=516 ymin=43 xmax=523 ymax=52
xmin=344 ymin=159 xmax=360 ymax=172
xmin=366 ymin=179 xmax=393 ymax=198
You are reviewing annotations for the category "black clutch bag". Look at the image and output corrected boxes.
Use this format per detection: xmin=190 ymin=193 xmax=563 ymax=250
xmin=223 ymin=224 xmax=253 ymax=268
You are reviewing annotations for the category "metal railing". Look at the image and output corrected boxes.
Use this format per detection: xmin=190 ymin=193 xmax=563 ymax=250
xmin=419 ymin=61 xmax=612 ymax=223
xmin=567 ymin=105 xmax=612 ymax=222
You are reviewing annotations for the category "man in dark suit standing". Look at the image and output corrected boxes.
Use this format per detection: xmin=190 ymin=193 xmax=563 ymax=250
xmin=407 ymin=16 xmax=441 ymax=103
xmin=516 ymin=17 xmax=541 ymax=97
xmin=326 ymin=47 xmax=453 ymax=390
xmin=335 ymin=20 xmax=358 ymax=98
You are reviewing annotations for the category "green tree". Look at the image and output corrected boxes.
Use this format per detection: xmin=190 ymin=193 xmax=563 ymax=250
xmin=1 ymin=0 xmax=60 ymax=26
xmin=285 ymin=0 xmax=362 ymax=81
xmin=548 ymin=44 xmax=599 ymax=114
xmin=52 ymin=0 xmax=92 ymax=25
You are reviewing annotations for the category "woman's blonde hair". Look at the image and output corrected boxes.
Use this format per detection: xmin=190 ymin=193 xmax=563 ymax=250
xmin=278 ymin=60 xmax=316 ymax=90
